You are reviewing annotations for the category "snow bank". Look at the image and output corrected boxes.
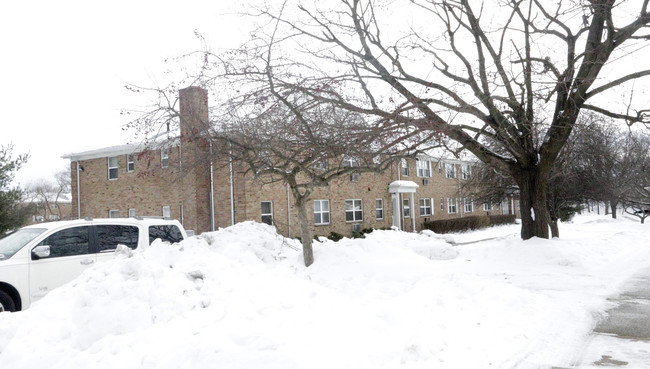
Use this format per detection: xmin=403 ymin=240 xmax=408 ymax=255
xmin=1 ymin=215 xmax=649 ymax=369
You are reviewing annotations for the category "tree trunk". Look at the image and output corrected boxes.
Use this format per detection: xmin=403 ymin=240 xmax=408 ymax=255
xmin=513 ymin=168 xmax=551 ymax=240
xmin=610 ymin=200 xmax=618 ymax=219
xmin=294 ymin=194 xmax=314 ymax=267
xmin=550 ymin=220 xmax=560 ymax=238
xmin=605 ymin=202 xmax=609 ymax=215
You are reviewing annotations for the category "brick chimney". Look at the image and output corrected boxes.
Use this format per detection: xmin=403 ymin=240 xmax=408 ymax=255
xmin=179 ymin=86 xmax=209 ymax=139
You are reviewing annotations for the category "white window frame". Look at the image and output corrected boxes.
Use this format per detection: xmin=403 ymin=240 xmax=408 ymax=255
xmin=128 ymin=208 xmax=136 ymax=217
xmin=313 ymin=200 xmax=330 ymax=225
xmin=461 ymin=164 xmax=471 ymax=180
xmin=417 ymin=160 xmax=431 ymax=177
xmin=419 ymin=198 xmax=433 ymax=216
xmin=161 ymin=149 xmax=169 ymax=168
xmin=162 ymin=206 xmax=171 ymax=218
xmin=127 ymin=154 xmax=135 ymax=173
xmin=403 ymin=198 xmax=411 ymax=218
xmin=342 ymin=155 xmax=360 ymax=168
xmin=261 ymin=201 xmax=273 ymax=225
xmin=464 ymin=198 xmax=473 ymax=213
xmin=109 ymin=209 xmax=120 ymax=218
xmin=483 ymin=202 xmax=492 ymax=211
xmin=108 ymin=156 xmax=119 ymax=180
xmin=375 ymin=198 xmax=384 ymax=220
xmin=445 ymin=163 xmax=456 ymax=179
xmin=401 ymin=158 xmax=409 ymax=176
xmin=345 ymin=199 xmax=363 ymax=222
xmin=447 ymin=198 xmax=458 ymax=214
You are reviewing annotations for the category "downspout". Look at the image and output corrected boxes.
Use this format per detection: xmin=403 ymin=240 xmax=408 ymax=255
xmin=209 ymin=141 xmax=215 ymax=231
xmin=75 ymin=160 xmax=81 ymax=219
xmin=229 ymin=149 xmax=235 ymax=226
xmin=286 ymin=183 xmax=291 ymax=238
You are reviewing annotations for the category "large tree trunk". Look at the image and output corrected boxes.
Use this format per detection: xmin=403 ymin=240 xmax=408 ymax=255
xmin=610 ymin=199 xmax=618 ymax=219
xmin=293 ymin=193 xmax=314 ymax=267
xmin=513 ymin=169 xmax=551 ymax=239
xmin=550 ymin=220 xmax=560 ymax=238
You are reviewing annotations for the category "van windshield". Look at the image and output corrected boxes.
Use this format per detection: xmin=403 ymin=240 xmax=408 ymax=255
xmin=0 ymin=228 xmax=46 ymax=260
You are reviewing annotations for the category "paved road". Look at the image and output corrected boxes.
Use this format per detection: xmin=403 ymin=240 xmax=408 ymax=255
xmin=564 ymin=269 xmax=650 ymax=368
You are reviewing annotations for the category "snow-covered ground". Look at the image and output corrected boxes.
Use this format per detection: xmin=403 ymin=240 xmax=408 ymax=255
xmin=1 ymin=214 xmax=649 ymax=369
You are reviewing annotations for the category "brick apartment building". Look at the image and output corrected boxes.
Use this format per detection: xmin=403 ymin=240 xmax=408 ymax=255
xmin=63 ymin=87 xmax=520 ymax=237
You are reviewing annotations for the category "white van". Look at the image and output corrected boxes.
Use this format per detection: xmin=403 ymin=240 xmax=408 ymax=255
xmin=0 ymin=217 xmax=187 ymax=312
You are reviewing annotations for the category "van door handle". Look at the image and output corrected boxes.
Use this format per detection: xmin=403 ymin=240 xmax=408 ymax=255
xmin=80 ymin=259 xmax=94 ymax=265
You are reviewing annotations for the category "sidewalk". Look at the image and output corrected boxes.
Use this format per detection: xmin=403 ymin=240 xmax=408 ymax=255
xmin=565 ymin=269 xmax=650 ymax=368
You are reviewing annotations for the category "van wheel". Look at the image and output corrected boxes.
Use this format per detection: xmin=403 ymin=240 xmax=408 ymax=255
xmin=0 ymin=291 xmax=16 ymax=312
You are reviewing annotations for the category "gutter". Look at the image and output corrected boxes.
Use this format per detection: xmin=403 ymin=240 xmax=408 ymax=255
xmin=209 ymin=141 xmax=216 ymax=231
xmin=229 ymin=149 xmax=235 ymax=226
xmin=76 ymin=160 xmax=81 ymax=219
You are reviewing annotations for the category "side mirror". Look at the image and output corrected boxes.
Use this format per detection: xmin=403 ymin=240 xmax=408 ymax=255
xmin=32 ymin=245 xmax=51 ymax=260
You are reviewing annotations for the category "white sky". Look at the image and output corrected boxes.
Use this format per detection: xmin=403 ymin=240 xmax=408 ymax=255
xmin=1 ymin=0 xmax=245 ymax=186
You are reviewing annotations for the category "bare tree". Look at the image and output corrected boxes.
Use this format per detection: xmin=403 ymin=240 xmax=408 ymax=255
xmin=26 ymin=168 xmax=71 ymax=222
xmin=215 ymin=0 xmax=650 ymax=239
xmin=574 ymin=119 xmax=650 ymax=218
xmin=211 ymin=85 xmax=437 ymax=266
xmin=623 ymin=185 xmax=650 ymax=223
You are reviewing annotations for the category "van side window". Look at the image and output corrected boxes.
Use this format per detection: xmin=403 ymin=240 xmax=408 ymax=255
xmin=149 ymin=225 xmax=183 ymax=244
xmin=37 ymin=226 xmax=90 ymax=258
xmin=96 ymin=225 xmax=139 ymax=252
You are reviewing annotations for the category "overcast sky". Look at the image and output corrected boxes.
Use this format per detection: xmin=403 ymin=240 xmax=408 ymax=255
xmin=1 ymin=0 xmax=245 ymax=186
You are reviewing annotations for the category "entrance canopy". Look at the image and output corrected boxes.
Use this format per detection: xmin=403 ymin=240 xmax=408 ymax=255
xmin=388 ymin=180 xmax=419 ymax=194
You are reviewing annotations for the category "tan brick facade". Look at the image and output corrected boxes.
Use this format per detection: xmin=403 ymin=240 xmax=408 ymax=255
xmin=65 ymin=87 xmax=519 ymax=237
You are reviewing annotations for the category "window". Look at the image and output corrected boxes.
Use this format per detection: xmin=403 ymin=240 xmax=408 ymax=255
xmin=162 ymin=206 xmax=171 ymax=218
xmin=352 ymin=223 xmax=362 ymax=233
xmin=464 ymin=198 xmax=473 ymax=213
xmin=376 ymin=199 xmax=384 ymax=220
xmin=462 ymin=164 xmax=471 ymax=180
xmin=128 ymin=208 xmax=136 ymax=217
xmin=447 ymin=198 xmax=458 ymax=214
xmin=314 ymin=200 xmax=330 ymax=225
xmin=401 ymin=158 xmax=409 ymax=176
xmin=96 ymin=225 xmax=139 ymax=252
xmin=440 ymin=198 xmax=445 ymax=211
xmin=345 ymin=199 xmax=363 ymax=222
xmin=403 ymin=198 xmax=411 ymax=218
xmin=108 ymin=156 xmax=119 ymax=180
xmin=261 ymin=201 xmax=273 ymax=225
xmin=342 ymin=155 xmax=360 ymax=168
xmin=419 ymin=198 xmax=432 ymax=216
xmin=36 ymin=226 xmax=90 ymax=258
xmin=109 ymin=210 xmax=120 ymax=218
xmin=417 ymin=160 xmax=431 ymax=177
xmin=313 ymin=159 xmax=328 ymax=171
xmin=127 ymin=154 xmax=135 ymax=172
xmin=149 ymin=225 xmax=184 ymax=244
xmin=161 ymin=149 xmax=169 ymax=168
xmin=445 ymin=163 xmax=456 ymax=179
xmin=483 ymin=202 xmax=492 ymax=211
xmin=350 ymin=172 xmax=360 ymax=182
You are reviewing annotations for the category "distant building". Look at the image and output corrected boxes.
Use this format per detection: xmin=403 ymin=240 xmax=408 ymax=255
xmin=63 ymin=87 xmax=519 ymax=237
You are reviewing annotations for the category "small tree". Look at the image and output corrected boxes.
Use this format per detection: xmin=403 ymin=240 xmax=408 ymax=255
xmin=0 ymin=145 xmax=30 ymax=234
xmin=623 ymin=185 xmax=650 ymax=223
xmin=210 ymin=85 xmax=436 ymax=266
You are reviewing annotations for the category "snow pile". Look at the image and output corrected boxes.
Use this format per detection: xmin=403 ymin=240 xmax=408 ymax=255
xmin=1 ymin=215 xmax=649 ymax=369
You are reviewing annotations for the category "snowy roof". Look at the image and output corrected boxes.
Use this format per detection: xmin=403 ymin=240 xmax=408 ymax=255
xmin=61 ymin=134 xmax=179 ymax=161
